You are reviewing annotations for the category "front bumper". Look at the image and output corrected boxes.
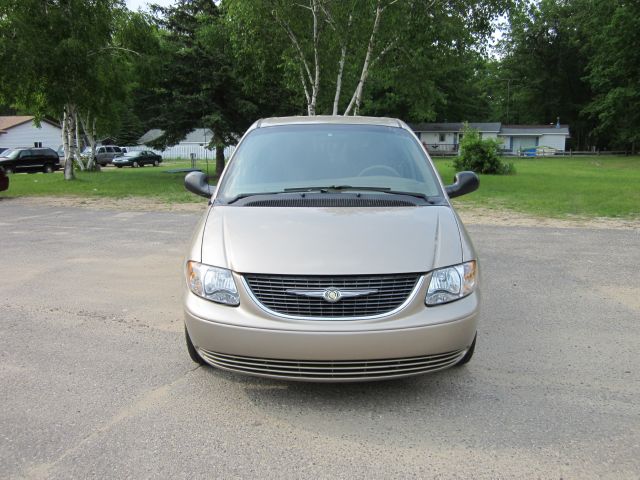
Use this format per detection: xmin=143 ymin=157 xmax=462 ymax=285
xmin=184 ymin=275 xmax=479 ymax=381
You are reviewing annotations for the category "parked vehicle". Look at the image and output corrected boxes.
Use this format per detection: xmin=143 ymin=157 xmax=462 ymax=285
xmin=182 ymin=116 xmax=480 ymax=382
xmin=112 ymin=150 xmax=162 ymax=168
xmin=83 ymin=145 xmax=126 ymax=166
xmin=0 ymin=147 xmax=61 ymax=174
xmin=0 ymin=167 xmax=8 ymax=191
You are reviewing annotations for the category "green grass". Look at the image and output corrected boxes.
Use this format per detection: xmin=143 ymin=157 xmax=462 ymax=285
xmin=2 ymin=160 xmax=218 ymax=204
xmin=435 ymin=156 xmax=640 ymax=219
xmin=3 ymin=156 xmax=639 ymax=219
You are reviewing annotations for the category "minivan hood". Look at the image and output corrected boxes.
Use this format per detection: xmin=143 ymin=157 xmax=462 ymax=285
xmin=201 ymin=205 xmax=464 ymax=275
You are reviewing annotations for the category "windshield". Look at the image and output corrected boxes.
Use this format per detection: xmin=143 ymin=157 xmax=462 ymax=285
xmin=217 ymin=124 xmax=442 ymax=201
xmin=1 ymin=149 xmax=21 ymax=159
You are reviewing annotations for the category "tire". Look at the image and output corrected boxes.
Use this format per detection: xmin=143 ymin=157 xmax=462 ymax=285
xmin=4 ymin=167 xmax=13 ymax=175
xmin=153 ymin=160 xmax=159 ymax=167
xmin=132 ymin=161 xmax=139 ymax=168
xmin=456 ymin=333 xmax=476 ymax=366
xmin=43 ymin=164 xmax=54 ymax=174
xmin=185 ymin=326 xmax=205 ymax=365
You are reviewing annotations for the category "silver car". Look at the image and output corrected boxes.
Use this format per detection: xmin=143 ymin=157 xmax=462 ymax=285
xmin=183 ymin=116 xmax=480 ymax=382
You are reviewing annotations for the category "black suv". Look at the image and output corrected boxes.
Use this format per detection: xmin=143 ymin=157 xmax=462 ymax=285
xmin=0 ymin=148 xmax=61 ymax=174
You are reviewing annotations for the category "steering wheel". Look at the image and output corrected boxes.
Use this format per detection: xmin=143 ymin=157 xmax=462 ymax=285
xmin=357 ymin=165 xmax=401 ymax=177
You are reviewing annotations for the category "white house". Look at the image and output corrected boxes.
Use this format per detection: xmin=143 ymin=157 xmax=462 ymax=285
xmin=410 ymin=122 xmax=570 ymax=155
xmin=411 ymin=123 xmax=501 ymax=154
xmin=134 ymin=128 xmax=234 ymax=159
xmin=0 ymin=116 xmax=62 ymax=150
xmin=498 ymin=125 xmax=570 ymax=154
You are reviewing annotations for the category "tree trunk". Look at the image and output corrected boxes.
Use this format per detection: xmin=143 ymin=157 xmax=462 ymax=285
xmin=215 ymin=145 xmax=225 ymax=176
xmin=63 ymin=105 xmax=75 ymax=180
xmin=80 ymin=112 xmax=98 ymax=171
xmin=214 ymin=132 xmax=225 ymax=176
xmin=332 ymin=43 xmax=348 ymax=115
xmin=74 ymin=111 xmax=84 ymax=169
xmin=344 ymin=0 xmax=384 ymax=116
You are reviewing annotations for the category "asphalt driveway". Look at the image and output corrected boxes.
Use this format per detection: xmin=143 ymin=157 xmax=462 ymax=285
xmin=1 ymin=200 xmax=638 ymax=479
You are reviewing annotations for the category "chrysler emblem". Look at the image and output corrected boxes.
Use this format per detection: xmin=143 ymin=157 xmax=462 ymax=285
xmin=323 ymin=288 xmax=342 ymax=303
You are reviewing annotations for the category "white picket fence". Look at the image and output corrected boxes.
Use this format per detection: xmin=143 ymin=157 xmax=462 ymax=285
xmin=125 ymin=144 xmax=235 ymax=161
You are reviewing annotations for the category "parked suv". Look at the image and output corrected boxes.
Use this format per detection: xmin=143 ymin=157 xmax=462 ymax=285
xmin=0 ymin=147 xmax=61 ymax=174
xmin=182 ymin=116 xmax=481 ymax=382
xmin=85 ymin=145 xmax=125 ymax=166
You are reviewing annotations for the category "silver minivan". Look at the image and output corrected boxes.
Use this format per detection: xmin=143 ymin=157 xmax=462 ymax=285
xmin=183 ymin=116 xmax=480 ymax=382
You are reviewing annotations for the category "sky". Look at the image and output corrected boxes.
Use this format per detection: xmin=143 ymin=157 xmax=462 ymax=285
xmin=125 ymin=0 xmax=175 ymax=11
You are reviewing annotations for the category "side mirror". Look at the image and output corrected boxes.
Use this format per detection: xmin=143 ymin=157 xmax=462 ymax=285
xmin=445 ymin=171 xmax=479 ymax=198
xmin=185 ymin=171 xmax=214 ymax=198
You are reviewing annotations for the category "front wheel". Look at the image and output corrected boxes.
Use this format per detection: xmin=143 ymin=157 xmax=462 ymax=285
xmin=153 ymin=160 xmax=159 ymax=167
xmin=43 ymin=164 xmax=54 ymax=174
xmin=132 ymin=161 xmax=139 ymax=168
xmin=4 ymin=167 xmax=13 ymax=175
xmin=455 ymin=333 xmax=476 ymax=366
xmin=185 ymin=326 xmax=205 ymax=365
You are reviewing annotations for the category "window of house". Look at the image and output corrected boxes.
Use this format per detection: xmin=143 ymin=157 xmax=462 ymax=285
xmin=439 ymin=134 xmax=446 ymax=142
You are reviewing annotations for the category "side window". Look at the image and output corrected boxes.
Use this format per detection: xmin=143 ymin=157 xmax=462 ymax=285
xmin=98 ymin=147 xmax=105 ymax=153
xmin=113 ymin=147 xmax=121 ymax=153
xmin=439 ymin=133 xmax=446 ymax=143
xmin=106 ymin=147 xmax=115 ymax=153
xmin=19 ymin=150 xmax=31 ymax=159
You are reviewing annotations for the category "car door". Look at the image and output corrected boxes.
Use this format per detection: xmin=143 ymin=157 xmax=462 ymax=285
xmin=17 ymin=150 xmax=35 ymax=171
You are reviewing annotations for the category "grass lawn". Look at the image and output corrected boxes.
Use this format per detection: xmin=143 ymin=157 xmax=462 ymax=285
xmin=435 ymin=156 xmax=640 ymax=219
xmin=1 ymin=160 xmax=218 ymax=205
xmin=2 ymin=156 xmax=639 ymax=219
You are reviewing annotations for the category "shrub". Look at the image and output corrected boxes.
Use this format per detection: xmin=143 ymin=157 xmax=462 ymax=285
xmin=453 ymin=125 xmax=515 ymax=175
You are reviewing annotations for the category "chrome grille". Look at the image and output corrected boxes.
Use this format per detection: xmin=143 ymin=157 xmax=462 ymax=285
xmin=243 ymin=273 xmax=421 ymax=319
xmin=198 ymin=349 xmax=465 ymax=381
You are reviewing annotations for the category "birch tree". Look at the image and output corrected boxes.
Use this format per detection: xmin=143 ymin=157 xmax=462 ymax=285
xmin=0 ymin=0 xmax=142 ymax=180
xmin=226 ymin=0 xmax=508 ymax=117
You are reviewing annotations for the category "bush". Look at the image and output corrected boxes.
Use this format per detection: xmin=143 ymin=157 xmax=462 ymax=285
xmin=453 ymin=126 xmax=515 ymax=175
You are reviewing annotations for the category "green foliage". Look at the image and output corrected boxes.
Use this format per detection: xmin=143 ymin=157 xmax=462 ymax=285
xmin=579 ymin=0 xmax=640 ymax=151
xmin=453 ymin=125 xmax=514 ymax=175
xmin=224 ymin=0 xmax=509 ymax=119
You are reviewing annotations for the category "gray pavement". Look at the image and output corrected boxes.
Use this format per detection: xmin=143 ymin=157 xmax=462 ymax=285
xmin=1 ymin=198 xmax=639 ymax=479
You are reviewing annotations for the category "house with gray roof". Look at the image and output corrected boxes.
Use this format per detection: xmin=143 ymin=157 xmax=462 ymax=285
xmin=410 ymin=122 xmax=570 ymax=155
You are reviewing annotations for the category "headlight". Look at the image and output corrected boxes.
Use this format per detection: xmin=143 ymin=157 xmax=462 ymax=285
xmin=426 ymin=261 xmax=477 ymax=306
xmin=186 ymin=261 xmax=239 ymax=306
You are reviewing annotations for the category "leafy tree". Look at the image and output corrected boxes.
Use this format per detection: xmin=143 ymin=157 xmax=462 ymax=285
xmin=579 ymin=0 xmax=640 ymax=153
xmin=493 ymin=0 xmax=594 ymax=148
xmin=454 ymin=124 xmax=514 ymax=175
xmin=140 ymin=0 xmax=266 ymax=175
xmin=225 ymin=0 xmax=509 ymax=119
xmin=0 ymin=0 xmax=148 ymax=178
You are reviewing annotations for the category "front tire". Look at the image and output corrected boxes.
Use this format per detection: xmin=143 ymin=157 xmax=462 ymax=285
xmin=4 ymin=167 xmax=13 ymax=175
xmin=132 ymin=161 xmax=140 ymax=168
xmin=455 ymin=333 xmax=476 ymax=366
xmin=43 ymin=164 xmax=54 ymax=174
xmin=153 ymin=160 xmax=159 ymax=167
xmin=185 ymin=326 xmax=205 ymax=365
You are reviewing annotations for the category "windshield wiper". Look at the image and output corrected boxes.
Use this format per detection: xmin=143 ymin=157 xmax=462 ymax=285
xmin=284 ymin=185 xmax=431 ymax=200
xmin=225 ymin=191 xmax=282 ymax=204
